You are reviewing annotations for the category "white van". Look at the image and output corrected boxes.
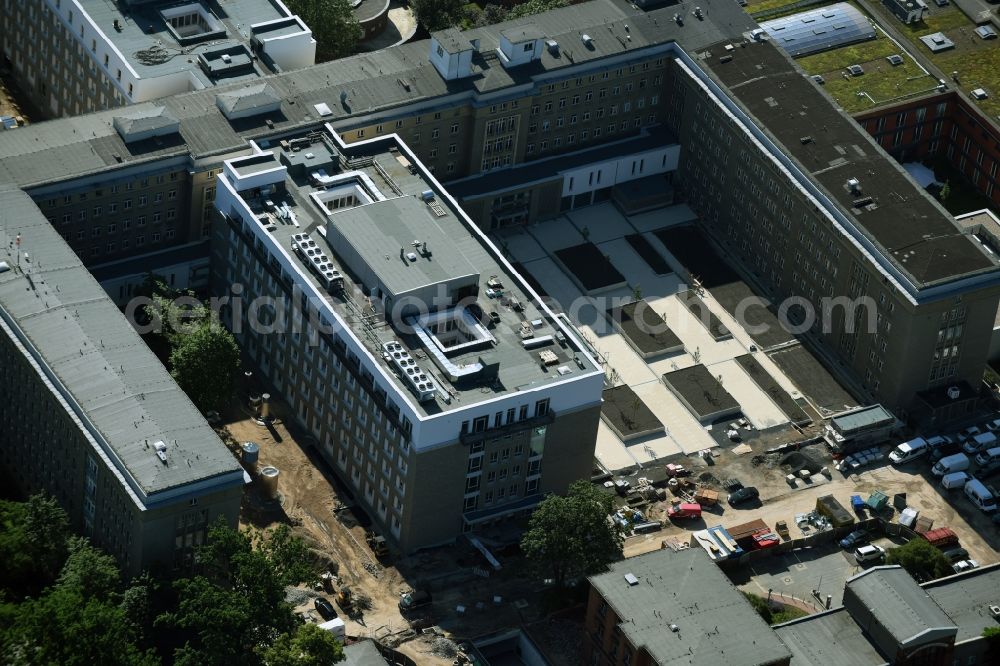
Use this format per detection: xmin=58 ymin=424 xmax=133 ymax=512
xmin=889 ymin=437 xmax=929 ymax=464
xmin=931 ymin=453 xmax=970 ymax=477
xmin=962 ymin=431 xmax=997 ymax=455
xmin=975 ymin=446 xmax=1000 ymax=466
xmin=941 ymin=471 xmax=970 ymax=490
xmin=964 ymin=479 xmax=997 ymax=512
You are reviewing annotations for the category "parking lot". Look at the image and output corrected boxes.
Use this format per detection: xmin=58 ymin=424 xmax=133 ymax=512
xmin=621 ymin=445 xmax=999 ymax=569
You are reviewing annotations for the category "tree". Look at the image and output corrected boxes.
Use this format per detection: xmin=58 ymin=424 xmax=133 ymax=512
xmin=938 ymin=180 xmax=951 ymax=202
xmin=507 ymin=0 xmax=569 ymax=20
xmin=284 ymin=0 xmax=361 ymax=61
xmin=412 ymin=0 xmax=465 ymax=31
xmin=885 ymin=538 xmax=953 ymax=582
xmin=0 ymin=493 xmax=70 ymax=596
xmin=0 ymin=538 xmax=158 ymax=666
xmin=158 ymin=521 xmax=317 ymax=666
xmin=983 ymin=627 xmax=1000 ymax=662
xmin=169 ymin=322 xmax=241 ymax=412
xmin=521 ymin=480 xmax=623 ymax=587
xmin=262 ymin=623 xmax=344 ymax=666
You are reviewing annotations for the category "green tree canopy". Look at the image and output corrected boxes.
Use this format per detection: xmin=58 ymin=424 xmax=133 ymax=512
xmin=168 ymin=322 xmax=241 ymax=413
xmin=0 ymin=493 xmax=71 ymax=596
xmin=412 ymin=0 xmax=465 ymax=31
xmin=285 ymin=0 xmax=362 ymax=61
xmin=885 ymin=538 xmax=953 ymax=582
xmin=507 ymin=0 xmax=569 ymax=20
xmin=0 ymin=537 xmax=158 ymax=666
xmin=262 ymin=622 xmax=345 ymax=666
xmin=158 ymin=521 xmax=319 ymax=666
xmin=520 ymin=480 xmax=623 ymax=587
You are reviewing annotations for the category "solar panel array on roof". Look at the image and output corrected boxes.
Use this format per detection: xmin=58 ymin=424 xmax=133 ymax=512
xmin=761 ymin=3 xmax=876 ymax=58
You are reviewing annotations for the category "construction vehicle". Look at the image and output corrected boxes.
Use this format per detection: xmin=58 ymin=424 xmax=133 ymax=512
xmin=335 ymin=586 xmax=354 ymax=614
xmin=365 ymin=530 xmax=389 ymax=559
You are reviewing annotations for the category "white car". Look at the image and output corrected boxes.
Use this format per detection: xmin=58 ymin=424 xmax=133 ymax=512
xmin=952 ymin=559 xmax=979 ymax=574
xmin=854 ymin=545 xmax=885 ymax=564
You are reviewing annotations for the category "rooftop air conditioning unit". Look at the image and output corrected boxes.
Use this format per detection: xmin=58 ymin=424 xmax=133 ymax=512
xmin=947 ymin=386 xmax=961 ymax=400
xmin=990 ymin=604 xmax=1000 ymax=618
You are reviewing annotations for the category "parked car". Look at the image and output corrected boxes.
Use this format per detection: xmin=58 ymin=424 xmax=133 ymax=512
xmin=974 ymin=458 xmax=1000 ymax=481
xmin=727 ymin=486 xmax=759 ymax=505
xmin=952 ymin=559 xmax=979 ymax=574
xmin=854 ymin=545 xmax=885 ymax=564
xmin=314 ymin=597 xmax=337 ymax=620
xmin=940 ymin=547 xmax=969 ymax=563
xmin=930 ymin=439 xmax=963 ymax=461
xmin=963 ymin=432 xmax=997 ymax=455
xmin=957 ymin=425 xmax=982 ymax=441
xmin=667 ymin=502 xmax=703 ymax=520
xmin=839 ymin=529 xmax=869 ymax=549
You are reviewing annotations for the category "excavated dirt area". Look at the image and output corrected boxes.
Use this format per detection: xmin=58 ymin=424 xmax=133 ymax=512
xmin=217 ymin=397 xmax=548 ymax=657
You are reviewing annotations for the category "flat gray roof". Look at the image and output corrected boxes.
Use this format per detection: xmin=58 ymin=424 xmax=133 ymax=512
xmin=924 ymin=564 xmax=1000 ymax=642
xmin=702 ymin=39 xmax=999 ymax=288
xmin=831 ymin=404 xmax=895 ymax=433
xmin=774 ymin=609 xmax=888 ymax=666
xmin=78 ymin=0 xmax=282 ymax=82
xmin=846 ymin=566 xmax=956 ymax=646
xmin=342 ymin=640 xmax=390 ymax=666
xmin=245 ymin=133 xmax=597 ymax=415
xmin=589 ymin=548 xmax=791 ymax=666
xmin=0 ymin=1 xmax=752 ymax=190
xmin=327 ymin=196 xmax=480 ymax=297
xmin=0 ymin=185 xmax=242 ymax=499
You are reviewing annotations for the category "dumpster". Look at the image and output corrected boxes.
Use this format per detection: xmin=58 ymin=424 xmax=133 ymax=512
xmin=851 ymin=495 xmax=866 ymax=514
xmin=816 ymin=495 xmax=855 ymax=527
xmin=920 ymin=527 xmax=958 ymax=547
xmin=867 ymin=491 xmax=889 ymax=513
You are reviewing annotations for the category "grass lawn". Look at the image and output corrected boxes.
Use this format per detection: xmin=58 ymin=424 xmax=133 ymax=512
xmin=893 ymin=6 xmax=973 ymax=39
xmin=933 ymin=48 xmax=1000 ymax=120
xmin=798 ymin=36 xmax=938 ymax=112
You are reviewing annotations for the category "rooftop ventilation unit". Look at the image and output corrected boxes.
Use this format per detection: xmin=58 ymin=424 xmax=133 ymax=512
xmin=291 ymin=233 xmax=344 ymax=293
xmin=989 ymin=604 xmax=1000 ymax=618
xmin=624 ymin=573 xmax=639 ymax=586
xmin=545 ymin=39 xmax=559 ymax=55
xmin=581 ymin=33 xmax=593 ymax=47
xmin=847 ymin=177 xmax=861 ymax=194
xmin=153 ymin=440 xmax=168 ymax=464
xmin=382 ymin=341 xmax=437 ymax=402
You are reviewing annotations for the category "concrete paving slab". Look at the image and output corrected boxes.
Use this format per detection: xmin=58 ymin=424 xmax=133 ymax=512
xmin=526 ymin=216 xmax=584 ymax=252
xmin=578 ymin=323 xmax=659 ymax=386
xmin=566 ymin=203 xmax=630 ymax=244
xmin=595 ymin=420 xmax=640 ymax=472
xmin=627 ymin=204 xmax=697 ymax=233
xmin=596 ymin=237 xmax=686 ymax=302
xmin=646 ymin=293 xmax=749 ymax=366
xmin=632 ymin=379 xmax=717 ymax=454
xmin=519 ymin=256 xmax=585 ymax=315
xmin=495 ymin=228 xmax=548 ymax=264
xmin=709 ymin=358 xmax=789 ymax=430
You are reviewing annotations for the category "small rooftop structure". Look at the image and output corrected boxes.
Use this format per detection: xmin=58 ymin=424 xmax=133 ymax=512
xmin=588 ymin=548 xmax=790 ymax=666
xmin=920 ymin=32 xmax=955 ymax=53
xmin=112 ymin=106 xmax=180 ymax=143
xmin=216 ymin=84 xmax=282 ymax=120
xmin=761 ymin=4 xmax=876 ymax=58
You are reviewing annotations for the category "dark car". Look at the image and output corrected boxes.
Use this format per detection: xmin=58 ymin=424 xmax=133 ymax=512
xmin=839 ymin=529 xmax=869 ymax=549
xmin=314 ymin=597 xmax=337 ymax=620
xmin=940 ymin=547 xmax=969 ymax=563
xmin=930 ymin=439 xmax=962 ymax=461
xmin=727 ymin=486 xmax=759 ymax=505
